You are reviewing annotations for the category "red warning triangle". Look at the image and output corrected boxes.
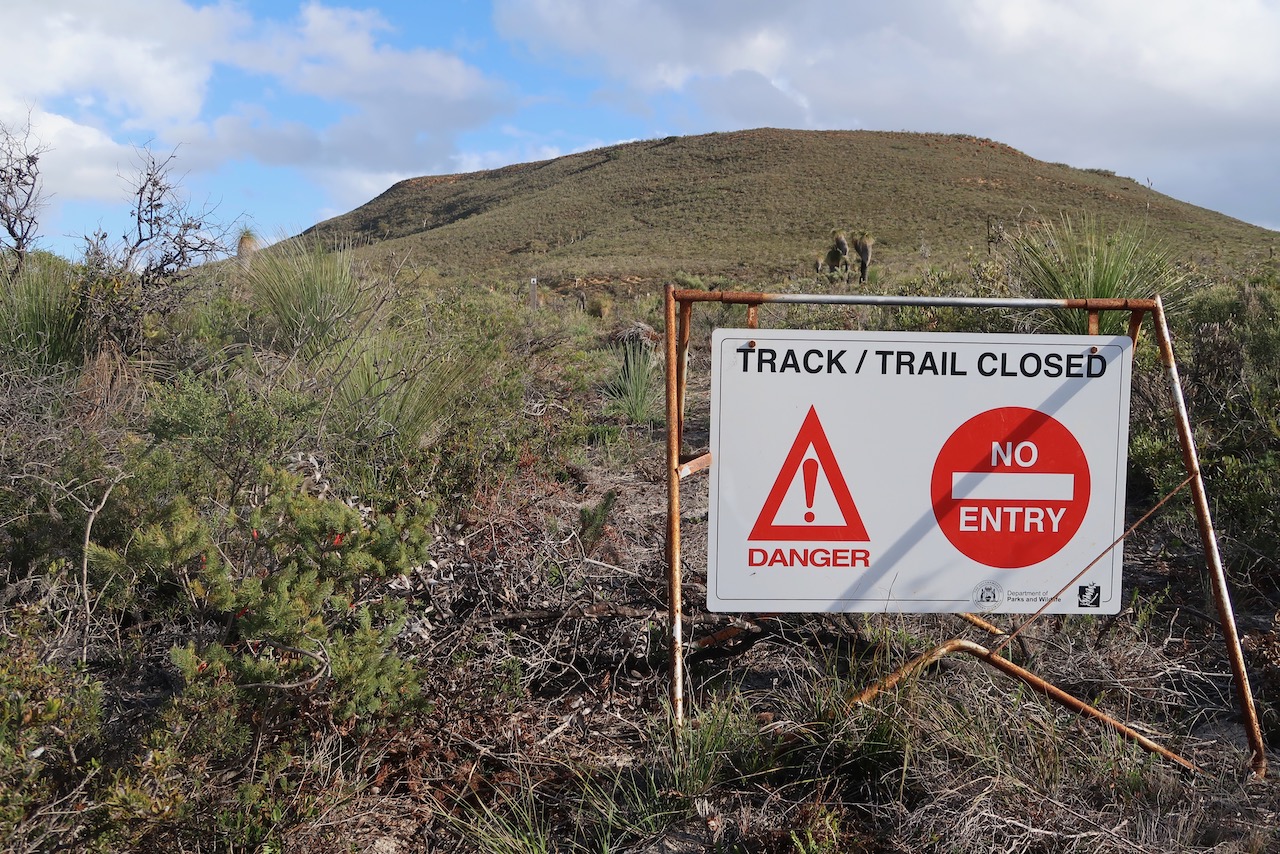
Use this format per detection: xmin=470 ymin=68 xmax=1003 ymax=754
xmin=749 ymin=406 xmax=869 ymax=542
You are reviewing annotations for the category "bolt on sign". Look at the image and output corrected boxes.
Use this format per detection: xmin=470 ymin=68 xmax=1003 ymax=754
xmin=708 ymin=329 xmax=1133 ymax=614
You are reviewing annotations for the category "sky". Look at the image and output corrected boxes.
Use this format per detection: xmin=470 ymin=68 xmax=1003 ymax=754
xmin=3 ymin=0 xmax=1278 ymax=260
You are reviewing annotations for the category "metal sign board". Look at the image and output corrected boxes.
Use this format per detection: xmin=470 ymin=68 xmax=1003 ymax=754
xmin=708 ymin=328 xmax=1133 ymax=614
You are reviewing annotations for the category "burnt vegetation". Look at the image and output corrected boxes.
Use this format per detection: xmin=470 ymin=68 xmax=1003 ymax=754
xmin=3 ymin=125 xmax=1280 ymax=852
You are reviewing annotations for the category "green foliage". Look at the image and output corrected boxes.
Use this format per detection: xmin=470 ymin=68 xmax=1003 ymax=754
xmin=444 ymin=776 xmax=560 ymax=854
xmin=107 ymin=461 xmax=430 ymax=724
xmin=323 ymin=324 xmax=494 ymax=460
xmin=244 ymin=239 xmax=374 ymax=359
xmin=1007 ymin=213 xmax=1191 ymax=335
xmin=85 ymin=459 xmax=430 ymax=846
xmin=668 ymin=699 xmax=760 ymax=798
xmin=578 ymin=490 xmax=616 ymax=553
xmin=602 ymin=340 xmax=659 ymax=423
xmin=790 ymin=806 xmax=843 ymax=854
xmin=145 ymin=368 xmax=317 ymax=498
xmin=0 ymin=615 xmax=102 ymax=848
xmin=1173 ymin=282 xmax=1280 ymax=587
xmin=0 ymin=254 xmax=83 ymax=372
xmin=236 ymin=240 xmax=499 ymax=488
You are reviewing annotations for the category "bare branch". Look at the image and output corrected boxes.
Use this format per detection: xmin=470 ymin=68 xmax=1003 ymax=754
xmin=0 ymin=114 xmax=48 ymax=277
xmin=78 ymin=144 xmax=232 ymax=357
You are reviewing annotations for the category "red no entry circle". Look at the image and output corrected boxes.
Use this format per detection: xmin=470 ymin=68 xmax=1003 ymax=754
xmin=931 ymin=407 xmax=1090 ymax=569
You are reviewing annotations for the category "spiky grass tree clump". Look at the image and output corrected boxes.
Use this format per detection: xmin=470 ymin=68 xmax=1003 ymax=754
xmin=244 ymin=239 xmax=376 ymax=360
xmin=325 ymin=327 xmax=491 ymax=459
xmin=235 ymin=226 xmax=260 ymax=263
xmin=603 ymin=338 xmax=660 ymax=424
xmin=1009 ymin=214 xmax=1191 ymax=335
xmin=0 ymin=254 xmax=83 ymax=373
xmin=241 ymin=237 xmax=495 ymax=481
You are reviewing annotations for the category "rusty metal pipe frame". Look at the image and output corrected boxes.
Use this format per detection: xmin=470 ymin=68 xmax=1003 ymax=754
xmin=672 ymin=289 xmax=1157 ymax=312
xmin=664 ymin=285 xmax=686 ymax=726
xmin=1151 ymin=296 xmax=1267 ymax=778
xmin=663 ymin=287 xmax=1265 ymax=777
xmin=848 ymin=638 xmax=1205 ymax=775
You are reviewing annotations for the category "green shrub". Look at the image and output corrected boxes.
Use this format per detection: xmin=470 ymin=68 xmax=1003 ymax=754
xmin=0 ymin=614 xmax=102 ymax=849
xmin=323 ymin=325 xmax=492 ymax=460
xmin=1007 ymin=213 xmax=1191 ymax=335
xmin=602 ymin=340 xmax=659 ymax=423
xmin=244 ymin=239 xmax=374 ymax=359
xmin=0 ymin=255 xmax=83 ymax=372
xmin=1174 ymin=282 xmax=1280 ymax=588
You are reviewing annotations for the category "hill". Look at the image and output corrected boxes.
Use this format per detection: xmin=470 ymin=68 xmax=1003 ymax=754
xmin=304 ymin=127 xmax=1276 ymax=288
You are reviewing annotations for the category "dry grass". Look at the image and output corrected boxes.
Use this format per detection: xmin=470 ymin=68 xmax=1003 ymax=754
xmin=305 ymin=129 xmax=1276 ymax=297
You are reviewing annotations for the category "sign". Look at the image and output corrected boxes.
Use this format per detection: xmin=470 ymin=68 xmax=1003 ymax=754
xmin=749 ymin=406 xmax=869 ymax=541
xmin=708 ymin=329 xmax=1132 ymax=614
xmin=931 ymin=406 xmax=1088 ymax=569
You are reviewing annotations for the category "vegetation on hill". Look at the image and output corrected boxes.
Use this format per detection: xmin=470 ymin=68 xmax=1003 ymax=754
xmin=3 ymin=123 xmax=1280 ymax=851
xmin=305 ymin=128 xmax=1276 ymax=294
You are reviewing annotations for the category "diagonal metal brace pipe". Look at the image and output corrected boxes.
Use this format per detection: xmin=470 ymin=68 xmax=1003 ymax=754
xmin=848 ymin=637 xmax=1204 ymax=775
xmin=1151 ymin=296 xmax=1267 ymax=778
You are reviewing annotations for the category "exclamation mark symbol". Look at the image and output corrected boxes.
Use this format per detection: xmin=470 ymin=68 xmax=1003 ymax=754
xmin=802 ymin=457 xmax=818 ymax=523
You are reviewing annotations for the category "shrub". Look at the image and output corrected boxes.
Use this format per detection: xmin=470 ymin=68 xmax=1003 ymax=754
xmin=602 ymin=339 xmax=659 ymax=423
xmin=0 ymin=254 xmax=83 ymax=373
xmin=0 ymin=613 xmax=102 ymax=850
xmin=1007 ymin=213 xmax=1191 ymax=335
xmin=244 ymin=239 xmax=375 ymax=360
xmin=1175 ymin=282 xmax=1280 ymax=589
xmin=323 ymin=325 xmax=492 ymax=461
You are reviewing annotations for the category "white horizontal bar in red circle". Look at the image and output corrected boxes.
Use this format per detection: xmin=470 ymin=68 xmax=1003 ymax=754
xmin=952 ymin=472 xmax=1075 ymax=502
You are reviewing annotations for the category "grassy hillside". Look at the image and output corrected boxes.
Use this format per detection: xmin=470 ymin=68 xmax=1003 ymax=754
xmin=305 ymin=127 xmax=1276 ymax=289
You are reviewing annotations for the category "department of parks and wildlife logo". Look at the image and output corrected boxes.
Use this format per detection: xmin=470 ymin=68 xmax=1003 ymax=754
xmin=971 ymin=580 xmax=1005 ymax=611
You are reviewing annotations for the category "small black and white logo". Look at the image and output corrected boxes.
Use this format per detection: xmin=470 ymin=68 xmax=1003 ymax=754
xmin=972 ymin=581 xmax=1004 ymax=611
xmin=1077 ymin=583 xmax=1101 ymax=608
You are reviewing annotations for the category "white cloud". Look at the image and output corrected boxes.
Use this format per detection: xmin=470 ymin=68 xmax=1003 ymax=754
xmin=235 ymin=3 xmax=504 ymax=108
xmin=32 ymin=112 xmax=137 ymax=200
xmin=494 ymin=0 xmax=1280 ymax=229
xmin=1 ymin=1 xmax=516 ymax=247
xmin=492 ymin=0 xmax=1280 ymax=132
xmin=494 ymin=0 xmax=812 ymax=91
xmin=0 ymin=1 xmax=240 ymax=127
xmin=960 ymin=0 xmax=1280 ymax=106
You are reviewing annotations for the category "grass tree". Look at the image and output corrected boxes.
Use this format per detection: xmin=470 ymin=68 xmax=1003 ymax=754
xmin=0 ymin=253 xmax=83 ymax=373
xmin=1009 ymin=213 xmax=1191 ymax=335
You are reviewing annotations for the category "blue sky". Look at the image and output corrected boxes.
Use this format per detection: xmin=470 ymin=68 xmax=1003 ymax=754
xmin=4 ymin=0 xmax=1279 ymax=260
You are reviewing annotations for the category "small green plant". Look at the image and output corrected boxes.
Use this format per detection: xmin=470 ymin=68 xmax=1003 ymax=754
xmin=578 ymin=490 xmax=617 ymax=553
xmin=442 ymin=773 xmax=555 ymax=854
xmin=602 ymin=340 xmax=659 ymax=423
xmin=790 ymin=805 xmax=842 ymax=854
xmin=668 ymin=699 xmax=758 ymax=798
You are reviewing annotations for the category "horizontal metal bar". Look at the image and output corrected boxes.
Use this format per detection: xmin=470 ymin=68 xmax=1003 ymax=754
xmin=673 ymin=289 xmax=1157 ymax=313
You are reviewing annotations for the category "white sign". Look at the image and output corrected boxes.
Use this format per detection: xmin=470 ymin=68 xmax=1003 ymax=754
xmin=708 ymin=329 xmax=1133 ymax=614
